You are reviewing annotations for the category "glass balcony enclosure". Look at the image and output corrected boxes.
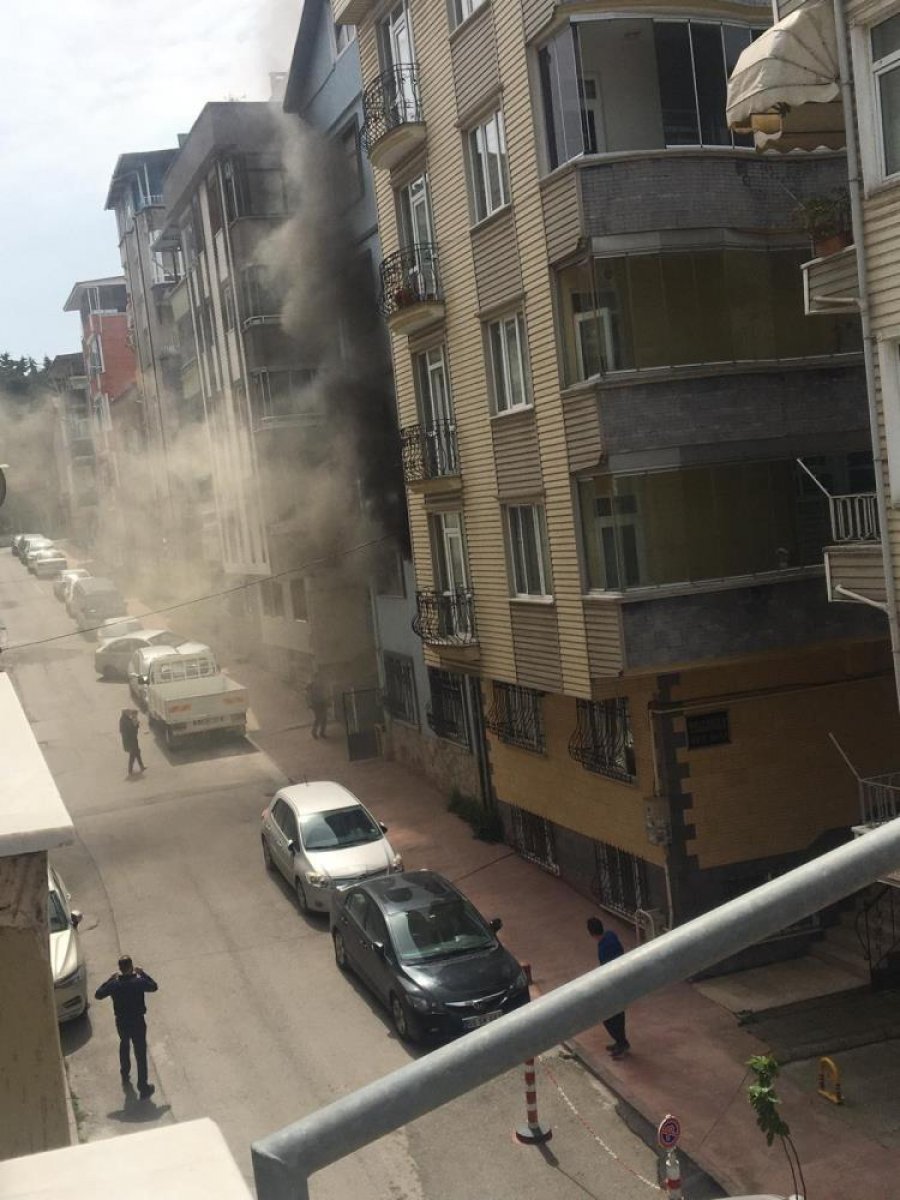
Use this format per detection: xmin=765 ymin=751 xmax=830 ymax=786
xmin=557 ymin=251 xmax=862 ymax=385
xmin=539 ymin=17 xmax=767 ymax=170
xmin=578 ymin=459 xmax=837 ymax=592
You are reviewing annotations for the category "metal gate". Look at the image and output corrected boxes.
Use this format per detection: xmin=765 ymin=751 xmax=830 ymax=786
xmin=342 ymin=688 xmax=381 ymax=761
xmin=592 ymin=840 xmax=648 ymax=918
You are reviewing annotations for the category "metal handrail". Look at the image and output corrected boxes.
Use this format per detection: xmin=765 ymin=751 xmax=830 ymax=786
xmin=412 ymin=588 xmax=476 ymax=646
xmin=828 ymin=492 xmax=880 ymax=542
xmin=379 ymin=244 xmax=441 ymax=318
xmin=860 ymin=771 xmax=900 ymax=825
xmin=252 ymin=819 xmax=900 ymax=1199
xmin=362 ymin=64 xmax=423 ymax=152
xmin=400 ymin=421 xmax=459 ymax=483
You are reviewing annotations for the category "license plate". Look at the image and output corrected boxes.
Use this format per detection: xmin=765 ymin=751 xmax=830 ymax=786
xmin=462 ymin=1010 xmax=502 ymax=1031
xmin=191 ymin=716 xmax=226 ymax=728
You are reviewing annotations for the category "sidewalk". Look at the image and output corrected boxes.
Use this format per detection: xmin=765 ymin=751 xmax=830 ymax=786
xmin=127 ymin=579 xmax=898 ymax=1199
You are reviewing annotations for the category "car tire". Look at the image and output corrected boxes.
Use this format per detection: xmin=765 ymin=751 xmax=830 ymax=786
xmin=295 ymin=878 xmax=309 ymax=914
xmin=333 ymin=930 xmax=349 ymax=971
xmin=262 ymin=838 xmax=274 ymax=872
xmin=390 ymin=992 xmax=419 ymax=1044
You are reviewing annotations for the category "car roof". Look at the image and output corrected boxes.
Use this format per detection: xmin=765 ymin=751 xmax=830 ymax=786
xmin=276 ymin=780 xmax=363 ymax=816
xmin=133 ymin=644 xmax=179 ymax=663
xmin=77 ymin=577 xmax=119 ymax=592
xmin=360 ymin=870 xmax=460 ymax=914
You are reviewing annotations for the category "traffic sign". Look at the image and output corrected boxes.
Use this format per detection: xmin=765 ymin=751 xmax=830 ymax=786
xmin=657 ymin=1113 xmax=681 ymax=1150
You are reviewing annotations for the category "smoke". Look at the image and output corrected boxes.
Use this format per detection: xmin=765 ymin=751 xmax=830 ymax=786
xmin=0 ymin=387 xmax=64 ymax=535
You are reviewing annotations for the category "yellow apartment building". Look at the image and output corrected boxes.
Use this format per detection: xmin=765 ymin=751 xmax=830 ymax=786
xmin=337 ymin=0 xmax=900 ymax=955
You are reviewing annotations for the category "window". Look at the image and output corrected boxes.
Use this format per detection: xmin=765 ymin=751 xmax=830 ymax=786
xmin=509 ymin=806 xmax=558 ymax=873
xmin=207 ymin=170 xmax=223 ymax=236
xmin=335 ymin=22 xmax=356 ymax=54
xmin=487 ymin=312 xmax=529 ymax=412
xmin=485 ymin=682 xmax=544 ymax=753
xmin=872 ymin=16 xmax=900 ymax=177
xmin=221 ymin=155 xmax=291 ymax=221
xmin=593 ymin=840 xmax=648 ymax=917
xmin=427 ymin=668 xmax=470 ymax=747
xmin=87 ymin=336 xmax=104 ymax=375
xmin=383 ymin=653 xmax=418 ymax=724
xmin=414 ymin=346 xmax=457 ymax=476
xmin=686 ymin=710 xmax=730 ymax=749
xmin=569 ymin=698 xmax=635 ymax=782
xmin=452 ymin=0 xmax=486 ymax=26
xmin=290 ymin=577 xmax=308 ymax=621
xmin=468 ymin=110 xmax=509 ymax=222
xmin=221 ymin=283 xmax=236 ymax=332
xmin=339 ymin=122 xmax=362 ymax=199
xmin=260 ymin=579 xmax=284 ymax=618
xmin=505 ymin=504 xmax=551 ymax=597
xmin=374 ymin=549 xmax=405 ymax=596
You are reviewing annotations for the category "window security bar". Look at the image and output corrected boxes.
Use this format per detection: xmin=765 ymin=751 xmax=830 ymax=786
xmin=568 ymin=698 xmax=635 ymax=783
xmin=252 ymin=818 xmax=900 ymax=1200
xmin=400 ymin=421 xmax=459 ymax=483
xmin=362 ymin=64 xmax=423 ymax=152
xmin=485 ymin=684 xmax=544 ymax=753
xmin=412 ymin=589 xmax=476 ymax=646
xmin=379 ymin=244 xmax=441 ymax=318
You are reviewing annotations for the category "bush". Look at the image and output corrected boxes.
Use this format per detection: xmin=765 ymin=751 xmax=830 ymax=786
xmin=447 ymin=788 xmax=504 ymax=843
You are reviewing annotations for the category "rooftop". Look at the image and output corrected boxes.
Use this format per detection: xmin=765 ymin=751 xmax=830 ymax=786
xmin=104 ymin=148 xmax=179 ymax=211
xmin=62 ymin=277 xmax=126 ymax=313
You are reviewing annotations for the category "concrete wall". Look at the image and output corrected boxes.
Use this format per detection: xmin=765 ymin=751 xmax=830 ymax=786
xmin=0 ymin=851 xmax=69 ymax=1161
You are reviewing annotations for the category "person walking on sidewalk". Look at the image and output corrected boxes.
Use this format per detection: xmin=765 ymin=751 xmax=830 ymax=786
xmin=587 ymin=916 xmax=631 ymax=1058
xmin=119 ymin=708 xmax=145 ymax=776
xmin=94 ymin=955 xmax=159 ymax=1099
xmin=306 ymin=671 xmax=328 ymax=739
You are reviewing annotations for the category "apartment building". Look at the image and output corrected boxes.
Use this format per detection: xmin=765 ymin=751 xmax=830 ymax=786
xmin=726 ymin=0 xmax=900 ymax=980
xmin=154 ymin=102 xmax=376 ymax=696
xmin=338 ymin=0 xmax=900 ymax=946
xmin=47 ymin=353 xmax=97 ymax=543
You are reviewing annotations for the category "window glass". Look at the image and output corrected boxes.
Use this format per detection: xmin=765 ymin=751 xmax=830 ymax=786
xmin=692 ymin=23 xmax=729 ymax=146
xmin=346 ymin=890 xmax=370 ymax=926
xmin=488 ymin=312 xmax=529 ymax=411
xmin=879 ymin=69 xmax=900 ymax=176
xmin=48 ymin=888 xmax=69 ymax=934
xmin=299 ymin=805 xmax=382 ymax=851
xmin=469 ymin=112 xmax=509 ymax=222
xmin=507 ymin=505 xmax=550 ymax=596
xmin=387 ymin=897 xmax=493 ymax=964
xmin=539 ymin=25 xmax=585 ymax=169
xmin=654 ymin=23 xmax=699 ymax=144
xmin=873 ymin=14 xmax=900 ymax=60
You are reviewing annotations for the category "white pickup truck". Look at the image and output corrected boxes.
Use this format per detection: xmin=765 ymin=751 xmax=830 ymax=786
xmin=145 ymin=645 xmax=249 ymax=747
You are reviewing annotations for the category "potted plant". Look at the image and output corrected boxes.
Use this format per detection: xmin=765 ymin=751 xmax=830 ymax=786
xmin=795 ymin=189 xmax=853 ymax=257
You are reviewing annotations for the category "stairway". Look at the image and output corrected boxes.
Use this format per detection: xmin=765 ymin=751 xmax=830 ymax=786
xmin=808 ymin=894 xmax=872 ymax=982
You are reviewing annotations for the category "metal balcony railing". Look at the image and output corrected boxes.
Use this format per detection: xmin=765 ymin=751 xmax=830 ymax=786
xmin=400 ymin=421 xmax=459 ymax=484
xmin=859 ymin=772 xmax=900 ymax=826
xmin=412 ymin=588 xmax=476 ymax=646
xmin=379 ymin=244 xmax=441 ymax=319
xmin=362 ymin=64 xmax=423 ymax=153
xmin=829 ymin=492 xmax=880 ymax=543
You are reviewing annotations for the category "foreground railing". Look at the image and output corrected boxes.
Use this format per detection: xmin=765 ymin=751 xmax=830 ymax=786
xmin=828 ymin=491 xmax=879 ymax=542
xmin=252 ymin=819 xmax=900 ymax=1199
xmin=361 ymin=64 xmax=423 ymax=152
xmin=412 ymin=588 xmax=476 ymax=646
xmin=860 ymin=771 xmax=900 ymax=825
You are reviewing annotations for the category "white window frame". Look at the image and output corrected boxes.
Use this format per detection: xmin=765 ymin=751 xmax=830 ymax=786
xmin=506 ymin=504 xmax=551 ymax=598
xmin=452 ymin=0 xmax=487 ymax=29
xmin=487 ymin=311 xmax=530 ymax=412
xmin=854 ymin=17 xmax=900 ymax=187
xmin=574 ymin=305 xmax=615 ymax=378
xmin=879 ymin=337 xmax=900 ymax=506
xmin=468 ymin=110 xmax=510 ymax=223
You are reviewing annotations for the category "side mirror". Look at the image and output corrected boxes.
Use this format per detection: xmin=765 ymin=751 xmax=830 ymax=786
xmin=71 ymin=910 xmax=83 ymax=928
xmin=379 ymin=822 xmax=388 ymax=833
xmin=489 ymin=917 xmax=503 ymax=933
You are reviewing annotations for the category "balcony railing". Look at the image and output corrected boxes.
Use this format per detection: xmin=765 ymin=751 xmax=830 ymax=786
xmin=400 ymin=421 xmax=459 ymax=484
xmin=362 ymin=65 xmax=423 ymax=155
xmin=859 ymin=772 xmax=900 ymax=827
xmin=379 ymin=244 xmax=441 ymax=320
xmin=829 ymin=492 xmax=880 ymax=543
xmin=413 ymin=588 xmax=476 ymax=646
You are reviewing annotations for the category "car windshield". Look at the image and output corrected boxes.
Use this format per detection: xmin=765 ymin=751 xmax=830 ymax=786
xmin=48 ymin=888 xmax=69 ymax=934
xmin=387 ymin=897 xmax=495 ymax=964
xmin=299 ymin=805 xmax=382 ymax=851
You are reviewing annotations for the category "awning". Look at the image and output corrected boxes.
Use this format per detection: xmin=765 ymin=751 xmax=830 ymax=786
xmin=726 ymin=0 xmax=845 ymax=151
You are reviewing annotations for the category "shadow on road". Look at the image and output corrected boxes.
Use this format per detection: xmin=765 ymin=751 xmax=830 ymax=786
xmin=107 ymin=1084 xmax=172 ymax=1124
xmin=60 ymin=1012 xmax=94 ymax=1054
xmin=148 ymin=726 xmax=257 ymax=765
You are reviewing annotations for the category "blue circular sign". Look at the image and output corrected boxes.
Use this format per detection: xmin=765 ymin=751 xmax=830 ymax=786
xmin=658 ymin=1114 xmax=681 ymax=1149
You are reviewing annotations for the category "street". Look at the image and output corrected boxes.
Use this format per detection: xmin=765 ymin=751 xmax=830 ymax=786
xmin=1 ymin=551 xmax=673 ymax=1199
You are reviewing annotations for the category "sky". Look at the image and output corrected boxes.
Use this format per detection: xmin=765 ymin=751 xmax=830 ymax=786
xmin=0 ymin=0 xmax=302 ymax=362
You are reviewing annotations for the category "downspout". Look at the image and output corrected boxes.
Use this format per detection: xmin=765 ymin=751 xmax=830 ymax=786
xmin=833 ymin=0 xmax=900 ymax=710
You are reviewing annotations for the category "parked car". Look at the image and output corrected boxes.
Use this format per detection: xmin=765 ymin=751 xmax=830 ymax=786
xmin=63 ymin=572 xmax=91 ymax=613
xmin=146 ymin=644 xmax=248 ymax=746
xmin=49 ymin=866 xmax=87 ymax=1023
xmin=13 ymin=533 xmax=42 ymax=558
xmin=331 ymin=870 xmax=529 ymax=1043
xmin=69 ymin=577 xmax=127 ymax=632
xmin=261 ymin=781 xmax=403 ymax=914
xmin=128 ymin=644 xmax=186 ymax=708
xmin=21 ymin=538 xmax=55 ymax=567
xmin=98 ymin=616 xmax=144 ymax=640
xmin=26 ymin=547 xmax=61 ymax=572
xmin=32 ymin=551 xmax=69 ymax=578
xmin=94 ymin=628 xmax=186 ymax=679
xmin=54 ymin=567 xmax=90 ymax=601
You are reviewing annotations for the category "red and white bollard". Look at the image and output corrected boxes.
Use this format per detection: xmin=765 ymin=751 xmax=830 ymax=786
xmin=663 ymin=1149 xmax=683 ymax=1198
xmin=514 ymin=1058 xmax=552 ymax=1144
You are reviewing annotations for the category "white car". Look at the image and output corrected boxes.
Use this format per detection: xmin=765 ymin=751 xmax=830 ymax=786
xmin=54 ymin=568 xmax=89 ymax=600
xmin=33 ymin=552 xmax=69 ymax=578
xmin=17 ymin=534 xmax=51 ymax=562
xmin=260 ymin=781 xmax=403 ymax=914
xmin=23 ymin=541 xmax=57 ymax=569
xmin=49 ymin=866 xmax=87 ymax=1022
xmin=94 ymin=628 xmax=188 ymax=679
xmin=128 ymin=644 xmax=186 ymax=708
xmin=99 ymin=616 xmax=144 ymax=640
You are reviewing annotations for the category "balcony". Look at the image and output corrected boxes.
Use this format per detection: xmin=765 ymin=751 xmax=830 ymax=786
xmin=802 ymin=244 xmax=859 ymax=316
xmin=333 ymin=0 xmax=370 ymax=24
xmin=413 ymin=589 xmax=477 ymax=650
xmin=852 ymin=773 xmax=900 ymax=886
xmin=362 ymin=65 xmax=425 ymax=171
xmin=400 ymin=421 xmax=459 ymax=491
xmin=379 ymin=244 xmax=444 ymax=335
xmin=824 ymin=492 xmax=886 ymax=607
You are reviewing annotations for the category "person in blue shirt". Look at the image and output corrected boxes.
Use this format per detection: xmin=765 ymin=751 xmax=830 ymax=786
xmin=94 ymin=955 xmax=159 ymax=1098
xmin=587 ymin=916 xmax=631 ymax=1058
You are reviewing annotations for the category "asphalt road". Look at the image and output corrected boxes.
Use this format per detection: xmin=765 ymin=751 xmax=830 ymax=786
xmin=2 ymin=552 xmax=676 ymax=1199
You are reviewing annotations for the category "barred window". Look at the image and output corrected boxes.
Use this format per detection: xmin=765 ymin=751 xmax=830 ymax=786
xmin=509 ymin=806 xmax=558 ymax=874
xmin=686 ymin=710 xmax=730 ymax=749
xmin=426 ymin=668 xmax=470 ymax=748
xmin=486 ymin=682 xmax=544 ymax=753
xmin=383 ymin=653 xmax=417 ymax=725
xmin=260 ymin=579 xmax=284 ymax=619
xmin=569 ymin=698 xmax=635 ymax=782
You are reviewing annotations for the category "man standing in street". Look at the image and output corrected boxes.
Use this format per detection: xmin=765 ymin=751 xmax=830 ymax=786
xmin=587 ymin=916 xmax=631 ymax=1058
xmin=94 ymin=955 xmax=159 ymax=1098
xmin=119 ymin=708 xmax=145 ymax=776
xmin=306 ymin=671 xmax=328 ymax=739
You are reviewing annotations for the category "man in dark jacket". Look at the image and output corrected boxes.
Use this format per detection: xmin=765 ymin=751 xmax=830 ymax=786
xmin=119 ymin=708 xmax=145 ymax=776
xmin=306 ymin=672 xmax=328 ymax=739
xmin=587 ymin=916 xmax=630 ymax=1058
xmin=94 ymin=955 xmax=159 ymax=1098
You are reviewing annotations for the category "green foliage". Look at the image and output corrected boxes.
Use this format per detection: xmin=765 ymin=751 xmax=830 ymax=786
xmin=794 ymin=189 xmax=852 ymax=240
xmin=0 ymin=352 xmax=49 ymax=402
xmin=447 ymin=788 xmax=504 ymax=842
xmin=747 ymin=1055 xmax=791 ymax=1147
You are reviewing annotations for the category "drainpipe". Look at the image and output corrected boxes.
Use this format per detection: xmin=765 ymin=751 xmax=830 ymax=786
xmin=833 ymin=0 xmax=900 ymax=711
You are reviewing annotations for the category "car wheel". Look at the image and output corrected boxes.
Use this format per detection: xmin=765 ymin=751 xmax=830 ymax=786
xmin=262 ymin=837 xmax=274 ymax=872
xmin=390 ymin=992 xmax=419 ymax=1043
xmin=295 ymin=877 xmax=309 ymax=913
xmin=333 ymin=930 xmax=349 ymax=971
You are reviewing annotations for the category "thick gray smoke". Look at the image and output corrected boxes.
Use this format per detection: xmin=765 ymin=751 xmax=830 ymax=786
xmin=0 ymin=389 xmax=65 ymax=535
